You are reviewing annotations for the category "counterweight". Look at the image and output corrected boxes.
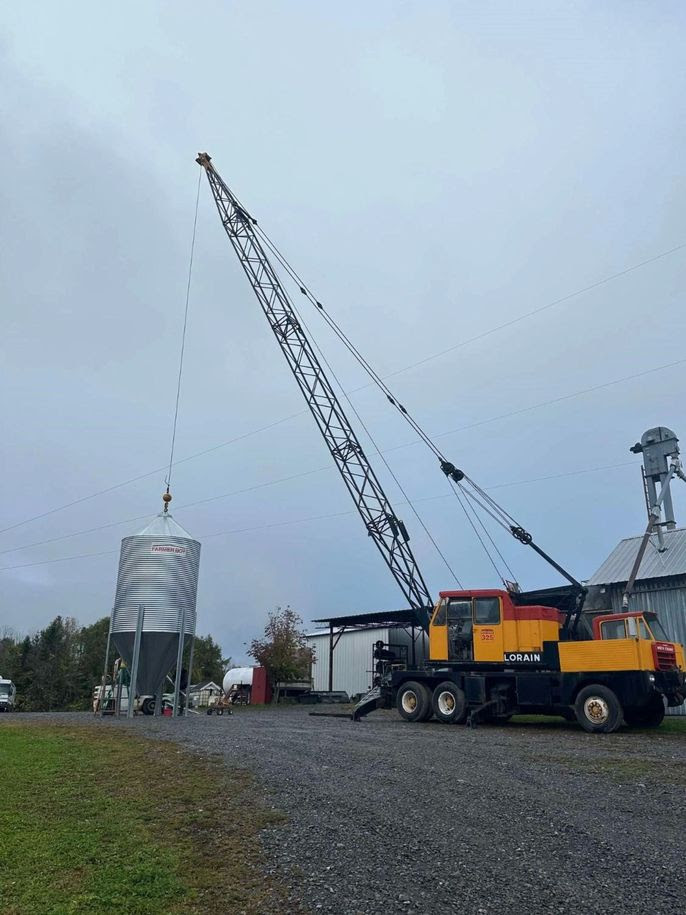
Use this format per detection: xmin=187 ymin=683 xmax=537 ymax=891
xmin=197 ymin=153 xmax=433 ymax=628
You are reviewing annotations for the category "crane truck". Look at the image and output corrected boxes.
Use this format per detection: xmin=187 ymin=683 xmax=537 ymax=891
xmin=197 ymin=152 xmax=686 ymax=733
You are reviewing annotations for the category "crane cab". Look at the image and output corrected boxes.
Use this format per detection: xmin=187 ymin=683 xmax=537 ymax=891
xmin=429 ymin=589 xmax=563 ymax=664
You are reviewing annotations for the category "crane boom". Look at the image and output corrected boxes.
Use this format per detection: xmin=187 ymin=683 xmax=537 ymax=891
xmin=197 ymin=153 xmax=433 ymax=628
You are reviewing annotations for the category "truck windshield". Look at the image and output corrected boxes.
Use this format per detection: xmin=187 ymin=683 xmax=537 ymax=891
xmin=0 ymin=685 xmax=10 ymax=697
xmin=647 ymin=618 xmax=671 ymax=641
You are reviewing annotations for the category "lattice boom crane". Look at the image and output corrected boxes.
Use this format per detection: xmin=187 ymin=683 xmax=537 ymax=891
xmin=197 ymin=152 xmax=686 ymax=731
xmin=196 ymin=152 xmax=433 ymax=629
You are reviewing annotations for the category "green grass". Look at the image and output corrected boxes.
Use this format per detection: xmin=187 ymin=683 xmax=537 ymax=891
xmin=0 ymin=723 xmax=289 ymax=915
xmin=510 ymin=714 xmax=686 ymax=734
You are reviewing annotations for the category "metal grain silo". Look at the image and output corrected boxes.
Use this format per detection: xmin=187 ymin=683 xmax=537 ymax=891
xmin=111 ymin=510 xmax=201 ymax=698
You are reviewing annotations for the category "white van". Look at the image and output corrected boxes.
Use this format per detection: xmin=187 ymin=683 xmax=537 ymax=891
xmin=0 ymin=678 xmax=16 ymax=711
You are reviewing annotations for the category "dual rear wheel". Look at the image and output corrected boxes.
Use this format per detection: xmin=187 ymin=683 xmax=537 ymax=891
xmin=396 ymin=680 xmax=467 ymax=724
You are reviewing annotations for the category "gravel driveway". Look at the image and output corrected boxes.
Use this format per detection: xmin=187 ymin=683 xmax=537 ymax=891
xmin=9 ymin=709 xmax=685 ymax=914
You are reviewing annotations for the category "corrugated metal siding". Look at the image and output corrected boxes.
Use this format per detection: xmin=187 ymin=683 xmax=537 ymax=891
xmin=112 ymin=534 xmax=200 ymax=634
xmin=306 ymin=626 xmax=428 ymax=697
xmin=605 ymin=580 xmax=686 ymax=716
xmin=588 ymin=528 xmax=686 ymax=584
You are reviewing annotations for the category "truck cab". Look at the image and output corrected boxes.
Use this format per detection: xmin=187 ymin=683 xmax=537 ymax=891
xmin=0 ymin=678 xmax=16 ymax=712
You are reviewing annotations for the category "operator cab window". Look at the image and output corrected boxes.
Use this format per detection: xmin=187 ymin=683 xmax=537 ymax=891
xmin=432 ymin=599 xmax=448 ymax=626
xmin=474 ymin=597 xmax=500 ymax=624
xmin=600 ymin=619 xmax=627 ymax=640
xmin=447 ymin=600 xmax=472 ymax=623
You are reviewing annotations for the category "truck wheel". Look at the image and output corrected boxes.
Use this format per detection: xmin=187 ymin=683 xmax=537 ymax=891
xmin=432 ymin=682 xmax=467 ymax=724
xmin=206 ymin=708 xmax=213 ymax=715
xmin=141 ymin=697 xmax=155 ymax=716
xmin=216 ymin=708 xmax=224 ymax=716
xmin=397 ymin=681 xmax=431 ymax=722
xmin=624 ymin=699 xmax=665 ymax=728
xmin=574 ymin=684 xmax=622 ymax=733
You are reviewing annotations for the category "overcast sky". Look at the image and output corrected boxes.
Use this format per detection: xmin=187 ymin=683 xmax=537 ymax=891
xmin=1 ymin=2 xmax=685 ymax=662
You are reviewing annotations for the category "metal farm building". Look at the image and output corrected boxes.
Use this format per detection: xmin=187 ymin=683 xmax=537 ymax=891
xmin=587 ymin=527 xmax=686 ymax=714
xmin=306 ymin=610 xmax=428 ymax=699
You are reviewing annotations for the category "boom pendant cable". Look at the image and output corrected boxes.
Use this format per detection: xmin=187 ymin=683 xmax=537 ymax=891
xmin=238 ymin=193 xmax=587 ymax=593
xmin=163 ymin=168 xmax=202 ymax=511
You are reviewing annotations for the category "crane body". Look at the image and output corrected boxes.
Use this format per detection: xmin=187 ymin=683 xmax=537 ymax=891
xmin=198 ymin=153 xmax=686 ymax=732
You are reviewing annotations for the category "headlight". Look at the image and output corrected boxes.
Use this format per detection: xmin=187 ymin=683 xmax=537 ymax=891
xmin=648 ymin=673 xmax=656 ymax=683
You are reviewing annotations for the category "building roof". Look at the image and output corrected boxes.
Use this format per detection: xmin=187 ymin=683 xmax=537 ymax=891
xmin=588 ymin=527 xmax=686 ymax=586
xmin=189 ymin=680 xmax=221 ymax=692
xmin=311 ymin=608 xmax=419 ymax=629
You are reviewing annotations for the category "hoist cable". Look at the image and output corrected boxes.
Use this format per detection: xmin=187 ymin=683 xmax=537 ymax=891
xmin=165 ymin=168 xmax=202 ymax=492
xmin=449 ymin=481 xmax=506 ymax=584
xmin=458 ymin=485 xmax=513 ymax=534
xmin=457 ymin=485 xmax=518 ymax=583
xmin=463 ymin=474 xmax=520 ymax=528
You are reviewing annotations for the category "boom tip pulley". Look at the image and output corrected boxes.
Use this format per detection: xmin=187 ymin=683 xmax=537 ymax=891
xmin=196 ymin=152 xmax=212 ymax=169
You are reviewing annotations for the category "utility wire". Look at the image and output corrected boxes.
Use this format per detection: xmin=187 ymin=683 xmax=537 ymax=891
xmin=249 ymin=220 xmax=686 ymax=574
xmin=2 ymin=245 xmax=683 ymax=535
xmin=0 ymin=353 xmax=674 ymax=543
xmin=0 ymin=411 xmax=305 ymax=536
xmin=0 ymin=497 xmax=509 ymax=574
xmin=1 ymin=346 xmax=673 ymax=548
xmin=0 ymin=460 xmax=638 ymax=565
xmin=166 ymin=168 xmax=202 ymax=491
xmin=0 ymin=464 xmax=331 ymax=555
xmin=375 ymin=242 xmax=686 ymax=381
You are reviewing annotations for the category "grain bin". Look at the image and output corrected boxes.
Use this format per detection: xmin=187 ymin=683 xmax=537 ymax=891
xmin=111 ymin=511 xmax=201 ymax=696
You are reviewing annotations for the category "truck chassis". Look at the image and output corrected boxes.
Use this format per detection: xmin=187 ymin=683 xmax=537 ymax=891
xmin=388 ymin=664 xmax=684 ymax=733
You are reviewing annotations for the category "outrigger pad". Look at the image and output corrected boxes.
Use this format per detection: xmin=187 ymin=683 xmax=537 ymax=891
xmin=351 ymin=685 xmax=383 ymax=721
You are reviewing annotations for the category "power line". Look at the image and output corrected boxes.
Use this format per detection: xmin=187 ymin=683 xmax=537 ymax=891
xmin=2 ymin=243 xmax=683 ymax=536
xmin=0 ymin=346 xmax=672 ymax=557
xmin=0 ymin=464 xmax=332 ymax=555
xmin=0 ymin=410 xmax=305 ymax=536
xmin=376 ymin=242 xmax=686 ymax=381
xmin=383 ymin=357 xmax=686 ymax=455
xmin=0 ymin=460 xmax=638 ymax=569
xmin=0 ymin=347 xmax=669 ymax=557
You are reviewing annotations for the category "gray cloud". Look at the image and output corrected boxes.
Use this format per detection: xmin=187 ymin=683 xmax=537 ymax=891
xmin=1 ymin=2 xmax=685 ymax=661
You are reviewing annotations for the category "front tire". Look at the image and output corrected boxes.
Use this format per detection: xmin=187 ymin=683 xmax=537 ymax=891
xmin=432 ymin=681 xmax=467 ymax=724
xmin=574 ymin=684 xmax=622 ymax=733
xmin=396 ymin=681 xmax=432 ymax=722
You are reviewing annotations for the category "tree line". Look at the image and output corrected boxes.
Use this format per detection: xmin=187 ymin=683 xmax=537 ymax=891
xmin=0 ymin=615 xmax=227 ymax=712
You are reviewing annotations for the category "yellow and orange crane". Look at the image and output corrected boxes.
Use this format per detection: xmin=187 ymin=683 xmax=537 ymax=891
xmin=197 ymin=153 xmax=685 ymax=733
